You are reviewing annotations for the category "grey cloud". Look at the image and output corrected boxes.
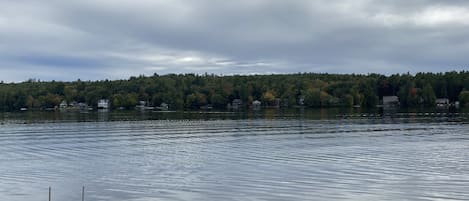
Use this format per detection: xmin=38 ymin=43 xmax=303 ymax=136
xmin=0 ymin=0 xmax=468 ymax=82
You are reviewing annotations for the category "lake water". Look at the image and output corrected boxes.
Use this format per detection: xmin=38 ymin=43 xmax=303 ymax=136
xmin=1 ymin=111 xmax=469 ymax=200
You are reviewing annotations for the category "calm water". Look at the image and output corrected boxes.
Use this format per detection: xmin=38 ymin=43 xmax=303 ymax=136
xmin=1 ymin=111 xmax=469 ymax=200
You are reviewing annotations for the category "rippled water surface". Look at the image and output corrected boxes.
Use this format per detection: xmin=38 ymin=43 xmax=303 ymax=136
xmin=1 ymin=113 xmax=469 ymax=200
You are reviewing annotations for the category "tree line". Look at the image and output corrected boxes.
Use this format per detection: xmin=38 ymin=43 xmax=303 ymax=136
xmin=1 ymin=71 xmax=469 ymax=111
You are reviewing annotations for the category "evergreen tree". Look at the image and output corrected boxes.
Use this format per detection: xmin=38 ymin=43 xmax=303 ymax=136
xmin=421 ymin=83 xmax=436 ymax=107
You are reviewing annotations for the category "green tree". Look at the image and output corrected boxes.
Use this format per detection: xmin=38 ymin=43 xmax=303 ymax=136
xmin=304 ymin=88 xmax=321 ymax=107
xmin=398 ymin=81 xmax=419 ymax=107
xmin=185 ymin=92 xmax=207 ymax=109
xmin=38 ymin=93 xmax=62 ymax=108
xmin=459 ymin=91 xmax=469 ymax=108
xmin=359 ymin=81 xmax=378 ymax=107
xmin=344 ymin=94 xmax=354 ymax=107
xmin=421 ymin=83 xmax=436 ymax=107
xmin=210 ymin=94 xmax=226 ymax=108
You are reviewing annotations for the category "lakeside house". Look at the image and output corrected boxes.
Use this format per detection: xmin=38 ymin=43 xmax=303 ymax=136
xmin=59 ymin=100 xmax=68 ymax=109
xmin=136 ymin=101 xmax=155 ymax=111
xmin=252 ymin=100 xmax=261 ymax=110
xmin=59 ymin=100 xmax=92 ymax=112
xmin=298 ymin=97 xmax=305 ymax=106
xmin=156 ymin=103 xmax=169 ymax=111
xmin=382 ymin=96 xmax=399 ymax=107
xmin=200 ymin=104 xmax=213 ymax=110
xmin=98 ymin=99 xmax=110 ymax=110
xmin=77 ymin=103 xmax=90 ymax=111
xmin=230 ymin=99 xmax=243 ymax=110
xmin=436 ymin=98 xmax=450 ymax=108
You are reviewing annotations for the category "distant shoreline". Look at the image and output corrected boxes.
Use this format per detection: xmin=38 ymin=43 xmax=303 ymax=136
xmin=1 ymin=71 xmax=468 ymax=112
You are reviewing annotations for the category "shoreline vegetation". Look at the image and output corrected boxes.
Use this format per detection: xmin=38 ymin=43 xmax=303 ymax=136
xmin=1 ymin=71 xmax=468 ymax=112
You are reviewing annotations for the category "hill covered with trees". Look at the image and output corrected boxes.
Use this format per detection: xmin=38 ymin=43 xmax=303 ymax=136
xmin=1 ymin=71 xmax=468 ymax=111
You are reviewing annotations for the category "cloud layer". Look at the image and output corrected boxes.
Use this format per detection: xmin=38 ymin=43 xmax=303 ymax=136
xmin=1 ymin=0 xmax=468 ymax=82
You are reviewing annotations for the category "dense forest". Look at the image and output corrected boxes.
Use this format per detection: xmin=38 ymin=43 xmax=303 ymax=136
xmin=1 ymin=71 xmax=469 ymax=111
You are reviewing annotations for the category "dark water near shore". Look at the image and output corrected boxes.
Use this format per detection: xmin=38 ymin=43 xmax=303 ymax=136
xmin=1 ymin=110 xmax=469 ymax=200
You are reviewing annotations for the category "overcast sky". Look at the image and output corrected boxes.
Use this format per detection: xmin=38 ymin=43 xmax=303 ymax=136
xmin=0 ymin=0 xmax=468 ymax=82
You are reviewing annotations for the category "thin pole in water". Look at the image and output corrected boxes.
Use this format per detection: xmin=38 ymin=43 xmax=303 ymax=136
xmin=82 ymin=186 xmax=85 ymax=201
xmin=48 ymin=186 xmax=51 ymax=201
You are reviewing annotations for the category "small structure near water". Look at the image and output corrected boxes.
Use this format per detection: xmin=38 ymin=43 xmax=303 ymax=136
xmin=200 ymin=104 xmax=213 ymax=110
xmin=98 ymin=99 xmax=110 ymax=110
xmin=298 ymin=97 xmax=305 ymax=106
xmin=156 ymin=103 xmax=169 ymax=111
xmin=436 ymin=98 xmax=450 ymax=108
xmin=59 ymin=100 xmax=68 ymax=109
xmin=136 ymin=101 xmax=154 ymax=111
xmin=252 ymin=100 xmax=261 ymax=110
xmin=59 ymin=100 xmax=92 ymax=112
xmin=228 ymin=99 xmax=243 ymax=110
xmin=382 ymin=96 xmax=399 ymax=108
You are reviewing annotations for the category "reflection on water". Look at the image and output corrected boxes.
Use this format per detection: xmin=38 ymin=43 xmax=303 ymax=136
xmin=2 ymin=108 xmax=469 ymax=124
xmin=0 ymin=110 xmax=469 ymax=200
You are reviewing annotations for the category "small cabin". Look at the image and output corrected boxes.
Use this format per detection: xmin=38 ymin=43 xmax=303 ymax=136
xmin=136 ymin=101 xmax=146 ymax=108
xmin=78 ymin=103 xmax=90 ymax=111
xmin=98 ymin=99 xmax=110 ymax=109
xmin=382 ymin=96 xmax=399 ymax=107
xmin=252 ymin=100 xmax=262 ymax=110
xmin=298 ymin=97 xmax=305 ymax=106
xmin=59 ymin=100 xmax=68 ymax=109
xmin=69 ymin=101 xmax=78 ymax=108
xmin=231 ymin=99 xmax=243 ymax=109
xmin=136 ymin=101 xmax=155 ymax=111
xmin=156 ymin=103 xmax=169 ymax=111
xmin=436 ymin=98 xmax=449 ymax=107
xmin=200 ymin=104 xmax=213 ymax=110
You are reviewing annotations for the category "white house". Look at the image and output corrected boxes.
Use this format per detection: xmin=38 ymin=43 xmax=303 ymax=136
xmin=252 ymin=100 xmax=261 ymax=110
xmin=59 ymin=100 xmax=68 ymax=109
xmin=98 ymin=99 xmax=110 ymax=109
xmin=383 ymin=96 xmax=399 ymax=107
xmin=436 ymin=98 xmax=449 ymax=107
